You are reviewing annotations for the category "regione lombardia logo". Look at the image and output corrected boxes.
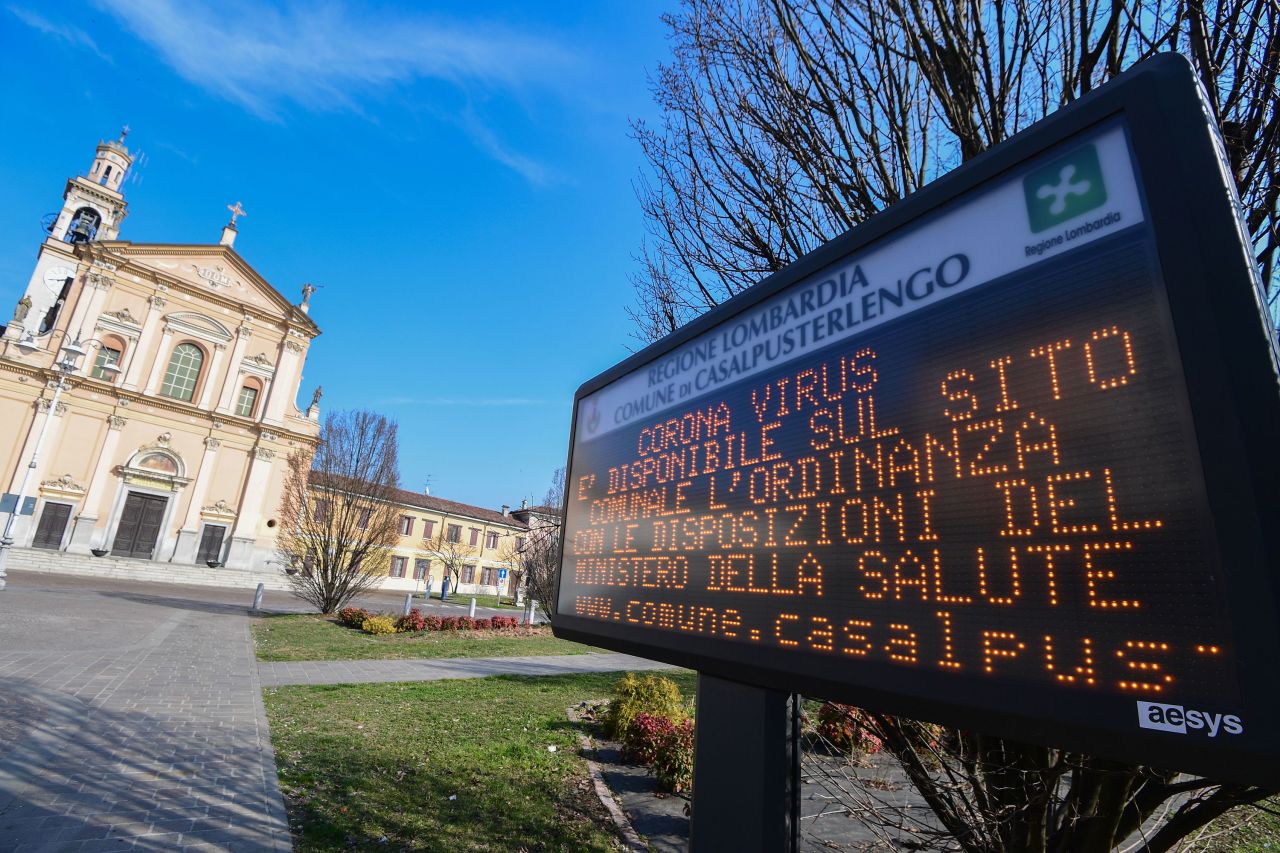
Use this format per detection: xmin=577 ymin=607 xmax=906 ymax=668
xmin=1024 ymin=144 xmax=1108 ymax=233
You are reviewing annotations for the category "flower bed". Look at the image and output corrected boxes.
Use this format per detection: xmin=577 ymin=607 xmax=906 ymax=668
xmin=344 ymin=608 xmax=522 ymax=635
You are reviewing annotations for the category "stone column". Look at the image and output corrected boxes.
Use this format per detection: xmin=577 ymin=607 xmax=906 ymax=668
xmin=225 ymin=445 xmax=274 ymax=569
xmin=216 ymin=322 xmax=252 ymax=413
xmin=169 ymin=435 xmax=220 ymax=564
xmin=65 ymin=272 xmax=113 ymax=372
xmin=66 ymin=414 xmax=126 ymax=554
xmin=6 ymin=396 xmax=68 ymax=546
xmin=197 ymin=343 xmax=228 ymax=410
xmin=262 ymin=339 xmax=303 ymax=425
xmin=143 ymin=325 xmax=176 ymax=395
xmin=122 ymin=294 xmax=166 ymax=390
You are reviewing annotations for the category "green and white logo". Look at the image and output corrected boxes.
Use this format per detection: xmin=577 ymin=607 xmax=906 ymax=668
xmin=1024 ymin=145 xmax=1108 ymax=233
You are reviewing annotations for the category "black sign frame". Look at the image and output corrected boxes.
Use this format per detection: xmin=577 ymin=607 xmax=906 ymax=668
xmin=552 ymin=55 xmax=1280 ymax=786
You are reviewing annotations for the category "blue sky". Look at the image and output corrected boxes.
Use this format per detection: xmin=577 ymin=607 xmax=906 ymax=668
xmin=0 ymin=0 xmax=671 ymax=509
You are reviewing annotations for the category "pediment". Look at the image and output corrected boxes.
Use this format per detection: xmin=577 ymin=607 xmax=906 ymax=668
xmin=95 ymin=243 xmax=319 ymax=335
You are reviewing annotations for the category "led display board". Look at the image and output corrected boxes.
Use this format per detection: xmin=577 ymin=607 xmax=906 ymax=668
xmin=553 ymin=56 xmax=1280 ymax=785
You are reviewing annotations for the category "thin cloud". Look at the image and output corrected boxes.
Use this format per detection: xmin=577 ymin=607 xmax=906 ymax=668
xmin=91 ymin=0 xmax=568 ymax=183
xmin=377 ymin=396 xmax=549 ymax=407
xmin=9 ymin=6 xmax=113 ymax=62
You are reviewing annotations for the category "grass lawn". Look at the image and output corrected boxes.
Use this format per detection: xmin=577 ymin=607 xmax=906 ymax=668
xmin=253 ymin=614 xmax=593 ymax=662
xmin=265 ymin=671 xmax=699 ymax=852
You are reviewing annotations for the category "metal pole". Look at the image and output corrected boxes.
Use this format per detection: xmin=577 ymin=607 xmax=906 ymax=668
xmin=0 ymin=372 xmax=67 ymax=591
xmin=689 ymin=674 xmax=799 ymax=852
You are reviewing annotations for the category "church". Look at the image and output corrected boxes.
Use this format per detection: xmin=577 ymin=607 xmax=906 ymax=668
xmin=0 ymin=131 xmax=322 ymax=584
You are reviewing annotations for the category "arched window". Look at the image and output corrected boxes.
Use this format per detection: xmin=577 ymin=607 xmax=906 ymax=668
xmin=159 ymin=343 xmax=204 ymax=402
xmin=235 ymin=377 xmax=262 ymax=418
xmin=91 ymin=335 xmax=126 ymax=381
xmin=66 ymin=207 xmax=101 ymax=244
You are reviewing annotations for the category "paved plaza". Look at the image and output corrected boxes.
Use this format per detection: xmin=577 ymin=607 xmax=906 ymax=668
xmin=0 ymin=571 xmax=662 ymax=852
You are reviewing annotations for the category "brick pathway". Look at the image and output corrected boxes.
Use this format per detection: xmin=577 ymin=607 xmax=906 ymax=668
xmin=0 ymin=575 xmax=291 ymax=852
xmin=259 ymin=652 xmax=677 ymax=687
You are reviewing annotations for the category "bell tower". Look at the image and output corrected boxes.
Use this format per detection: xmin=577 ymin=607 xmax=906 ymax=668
xmin=48 ymin=127 xmax=133 ymax=245
xmin=3 ymin=129 xmax=134 ymax=343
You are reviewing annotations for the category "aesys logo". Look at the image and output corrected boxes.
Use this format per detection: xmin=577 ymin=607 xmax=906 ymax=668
xmin=1137 ymin=701 xmax=1243 ymax=738
xmin=1024 ymin=144 xmax=1108 ymax=232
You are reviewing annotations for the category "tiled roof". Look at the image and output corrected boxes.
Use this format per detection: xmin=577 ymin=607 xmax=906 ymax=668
xmin=307 ymin=472 xmax=527 ymax=528
xmin=389 ymin=487 xmax=528 ymax=529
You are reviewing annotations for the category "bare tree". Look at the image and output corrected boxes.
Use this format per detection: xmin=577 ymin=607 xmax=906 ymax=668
xmin=631 ymin=1 xmax=1279 ymax=848
xmin=514 ymin=467 xmax=565 ymax=616
xmin=631 ymin=0 xmax=1279 ymax=341
xmin=420 ymin=528 xmax=477 ymax=596
xmin=276 ymin=410 xmax=401 ymax=613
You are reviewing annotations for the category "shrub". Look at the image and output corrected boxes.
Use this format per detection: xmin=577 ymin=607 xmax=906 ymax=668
xmin=815 ymin=702 xmax=883 ymax=756
xmin=337 ymin=607 xmax=369 ymax=628
xmin=603 ymin=673 xmax=686 ymax=739
xmin=491 ymin=615 xmax=519 ymax=630
xmin=472 ymin=617 xmax=492 ymax=630
xmin=423 ymin=615 xmax=442 ymax=631
xmin=456 ymin=616 xmax=476 ymax=631
xmin=621 ymin=712 xmax=676 ymax=765
xmin=361 ymin=615 xmax=398 ymax=635
xmin=395 ymin=609 xmax=428 ymax=632
xmin=653 ymin=718 xmax=695 ymax=793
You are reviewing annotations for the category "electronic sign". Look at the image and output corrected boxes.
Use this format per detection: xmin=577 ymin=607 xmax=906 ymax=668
xmin=553 ymin=56 xmax=1280 ymax=785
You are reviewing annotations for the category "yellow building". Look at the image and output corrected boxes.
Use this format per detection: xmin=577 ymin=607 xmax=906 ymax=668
xmin=0 ymin=132 xmax=322 ymax=587
xmin=377 ymin=490 xmax=530 ymax=596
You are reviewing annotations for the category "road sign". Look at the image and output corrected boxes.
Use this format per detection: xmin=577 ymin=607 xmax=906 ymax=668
xmin=499 ymin=569 xmax=508 ymax=581
xmin=553 ymin=56 xmax=1280 ymax=786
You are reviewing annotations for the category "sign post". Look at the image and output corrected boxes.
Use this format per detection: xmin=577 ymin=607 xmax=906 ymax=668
xmin=553 ymin=54 xmax=1280 ymax=846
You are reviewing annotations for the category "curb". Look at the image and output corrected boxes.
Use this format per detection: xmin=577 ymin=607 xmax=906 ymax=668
xmin=567 ymin=703 xmax=649 ymax=853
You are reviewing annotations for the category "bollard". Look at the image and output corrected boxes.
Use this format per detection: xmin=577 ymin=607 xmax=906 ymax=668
xmin=468 ymin=597 xmax=476 ymax=618
xmin=251 ymin=582 xmax=264 ymax=613
xmin=403 ymin=593 xmax=413 ymax=616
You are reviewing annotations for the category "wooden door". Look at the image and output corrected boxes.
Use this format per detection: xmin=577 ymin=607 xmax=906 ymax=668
xmin=111 ymin=492 xmax=167 ymax=559
xmin=196 ymin=524 xmax=226 ymax=565
xmin=31 ymin=502 xmax=72 ymax=550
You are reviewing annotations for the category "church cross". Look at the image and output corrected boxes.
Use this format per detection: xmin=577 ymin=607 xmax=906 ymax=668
xmin=119 ymin=124 xmax=130 ymax=141
xmin=227 ymin=201 xmax=247 ymax=226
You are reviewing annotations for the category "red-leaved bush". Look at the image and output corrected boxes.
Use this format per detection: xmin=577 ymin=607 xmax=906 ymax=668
xmin=621 ymin=712 xmax=677 ymax=765
xmin=472 ymin=617 xmax=492 ymax=630
xmin=490 ymin=616 xmax=519 ymax=630
xmin=337 ymin=607 xmax=370 ymax=628
xmin=816 ymin=702 xmax=883 ymax=756
xmin=653 ymin=718 xmax=695 ymax=793
xmin=395 ymin=609 xmax=428 ymax=632
xmin=423 ymin=615 xmax=442 ymax=631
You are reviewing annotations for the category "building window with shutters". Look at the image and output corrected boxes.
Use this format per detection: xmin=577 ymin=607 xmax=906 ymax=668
xmin=399 ymin=515 xmax=414 ymax=536
xmin=481 ymin=567 xmax=495 ymax=586
xmin=159 ymin=342 xmax=204 ymax=402
xmin=389 ymin=556 xmax=407 ymax=577
xmin=462 ymin=564 xmax=475 ymax=584
xmin=422 ymin=519 xmax=436 ymax=538
xmin=485 ymin=532 xmax=499 ymax=550
xmin=357 ymin=508 xmax=371 ymax=530
xmin=413 ymin=558 xmax=429 ymax=580
xmin=446 ymin=524 xmax=461 ymax=543
xmin=314 ymin=499 xmax=329 ymax=523
xmin=468 ymin=527 xmax=479 ymax=547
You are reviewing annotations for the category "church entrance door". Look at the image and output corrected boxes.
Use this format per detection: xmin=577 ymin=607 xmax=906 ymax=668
xmin=32 ymin=502 xmax=72 ymax=550
xmin=111 ymin=492 xmax=167 ymax=559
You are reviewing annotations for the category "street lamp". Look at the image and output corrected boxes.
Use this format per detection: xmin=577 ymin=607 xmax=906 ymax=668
xmin=0 ymin=332 xmax=118 ymax=591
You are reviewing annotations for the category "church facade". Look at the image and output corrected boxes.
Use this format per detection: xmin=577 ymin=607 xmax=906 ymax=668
xmin=0 ymin=132 xmax=322 ymax=575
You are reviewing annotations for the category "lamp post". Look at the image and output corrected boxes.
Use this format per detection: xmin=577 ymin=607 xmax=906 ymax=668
xmin=0 ymin=332 xmax=118 ymax=591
